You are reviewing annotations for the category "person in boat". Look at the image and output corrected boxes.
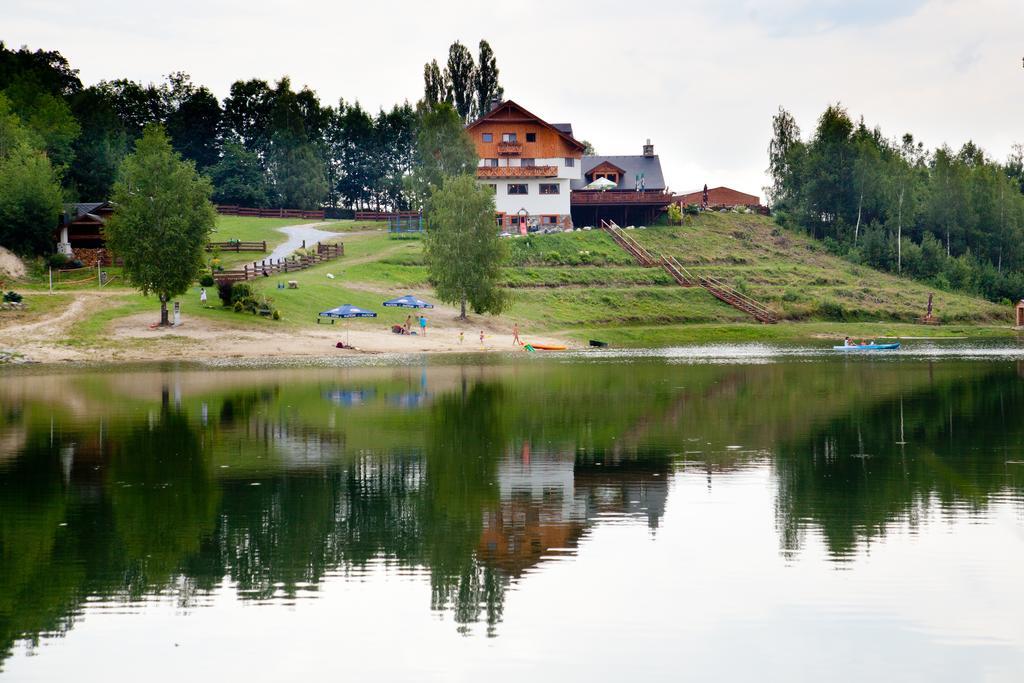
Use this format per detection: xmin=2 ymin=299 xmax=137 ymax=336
xmin=844 ymin=336 xmax=851 ymax=347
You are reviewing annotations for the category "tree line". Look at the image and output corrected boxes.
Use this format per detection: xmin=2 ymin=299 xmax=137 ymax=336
xmin=767 ymin=104 xmax=1024 ymax=303
xmin=0 ymin=39 xmax=504 ymax=229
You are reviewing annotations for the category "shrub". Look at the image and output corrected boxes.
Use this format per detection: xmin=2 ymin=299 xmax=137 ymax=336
xmin=232 ymin=301 xmax=243 ymax=312
xmin=3 ymin=291 xmax=22 ymax=303
xmin=199 ymin=274 xmax=215 ymax=287
xmin=818 ymin=299 xmax=846 ymax=321
xmin=231 ymin=282 xmax=253 ymax=304
xmin=272 ymin=309 xmax=281 ymax=320
xmin=683 ymin=203 xmax=700 ymax=216
xmin=216 ymin=279 xmax=234 ymax=306
xmin=47 ymin=253 xmax=69 ymax=268
xmin=666 ymin=204 xmax=683 ymax=225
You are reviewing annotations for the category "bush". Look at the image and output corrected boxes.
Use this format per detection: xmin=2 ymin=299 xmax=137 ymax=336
xmin=216 ymin=279 xmax=234 ymax=306
xmin=666 ymin=204 xmax=683 ymax=225
xmin=272 ymin=309 xmax=281 ymax=320
xmin=199 ymin=273 xmax=215 ymax=287
xmin=47 ymin=253 xmax=69 ymax=268
xmin=232 ymin=301 xmax=243 ymax=312
xmin=3 ymin=291 xmax=22 ymax=303
xmin=231 ymin=282 xmax=253 ymax=304
xmin=683 ymin=203 xmax=700 ymax=216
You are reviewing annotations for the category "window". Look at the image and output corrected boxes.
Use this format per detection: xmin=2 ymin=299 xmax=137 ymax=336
xmin=526 ymin=132 xmax=536 ymax=142
xmin=539 ymin=183 xmax=560 ymax=195
xmin=502 ymin=132 xmax=517 ymax=143
xmin=482 ymin=133 xmax=493 ymax=143
xmin=541 ymin=215 xmax=559 ymax=225
xmin=565 ymin=157 xmax=575 ymax=167
xmin=495 ymin=213 xmax=505 ymax=227
xmin=484 ymin=158 xmax=498 ymax=167
xmin=521 ymin=158 xmax=536 ymax=167
xmin=508 ymin=183 xmax=528 ymax=195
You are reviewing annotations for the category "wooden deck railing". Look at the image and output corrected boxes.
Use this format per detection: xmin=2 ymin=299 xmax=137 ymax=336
xmin=599 ymin=220 xmax=658 ymax=267
xmin=214 ymin=242 xmax=344 ymax=283
xmin=354 ymin=211 xmax=421 ymax=222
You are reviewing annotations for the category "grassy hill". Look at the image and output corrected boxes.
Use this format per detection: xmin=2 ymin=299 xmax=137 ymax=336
xmin=5 ymin=213 xmax=1012 ymax=351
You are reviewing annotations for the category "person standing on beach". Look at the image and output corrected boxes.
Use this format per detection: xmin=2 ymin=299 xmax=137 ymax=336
xmin=459 ymin=331 xmax=464 ymax=344
xmin=419 ymin=315 xmax=427 ymax=337
xmin=479 ymin=330 xmax=485 ymax=346
xmin=512 ymin=322 xmax=522 ymax=346
xmin=404 ymin=315 xmax=411 ymax=334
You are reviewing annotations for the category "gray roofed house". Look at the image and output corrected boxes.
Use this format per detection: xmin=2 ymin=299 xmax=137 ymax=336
xmin=570 ymin=155 xmax=667 ymax=192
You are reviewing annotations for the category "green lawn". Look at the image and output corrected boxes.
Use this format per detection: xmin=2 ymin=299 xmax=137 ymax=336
xmin=210 ymin=215 xmax=321 ymax=267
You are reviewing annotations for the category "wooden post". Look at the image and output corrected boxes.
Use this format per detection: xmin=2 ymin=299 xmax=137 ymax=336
xmin=302 ymin=240 xmax=306 ymax=249
xmin=243 ymin=265 xmax=248 ymax=280
xmin=262 ymin=241 xmax=266 ymax=252
xmin=49 ymin=267 xmax=52 ymax=294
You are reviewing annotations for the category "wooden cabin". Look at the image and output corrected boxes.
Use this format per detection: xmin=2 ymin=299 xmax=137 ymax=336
xmin=675 ymin=186 xmax=761 ymax=209
xmin=57 ymin=202 xmax=114 ymax=254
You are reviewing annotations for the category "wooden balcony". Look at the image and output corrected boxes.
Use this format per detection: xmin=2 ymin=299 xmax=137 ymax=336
xmin=497 ymin=141 xmax=523 ymax=156
xmin=570 ymin=191 xmax=674 ymax=206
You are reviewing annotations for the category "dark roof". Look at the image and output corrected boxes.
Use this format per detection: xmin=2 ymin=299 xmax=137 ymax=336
xmin=61 ymin=201 xmax=112 ymax=225
xmin=571 ymin=155 xmax=666 ymax=191
xmin=70 ymin=202 xmax=107 ymax=217
xmin=551 ymin=123 xmax=574 ymax=136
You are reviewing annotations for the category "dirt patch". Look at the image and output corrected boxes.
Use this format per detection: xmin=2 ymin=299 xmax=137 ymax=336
xmin=0 ymin=247 xmax=27 ymax=280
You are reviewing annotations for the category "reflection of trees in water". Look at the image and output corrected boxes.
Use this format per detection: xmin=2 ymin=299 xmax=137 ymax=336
xmin=775 ymin=365 xmax=1024 ymax=559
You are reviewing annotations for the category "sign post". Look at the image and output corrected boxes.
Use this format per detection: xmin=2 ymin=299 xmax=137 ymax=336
xmin=173 ymin=301 xmax=181 ymax=326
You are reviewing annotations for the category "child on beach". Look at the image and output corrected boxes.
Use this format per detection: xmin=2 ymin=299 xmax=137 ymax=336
xmin=479 ymin=330 xmax=485 ymax=345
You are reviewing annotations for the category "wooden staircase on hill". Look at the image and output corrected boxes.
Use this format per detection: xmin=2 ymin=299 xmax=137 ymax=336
xmin=599 ymin=220 xmax=777 ymax=324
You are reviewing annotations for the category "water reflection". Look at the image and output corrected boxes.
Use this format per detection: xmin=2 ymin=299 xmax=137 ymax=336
xmin=0 ymin=358 xmax=1021 ymax=669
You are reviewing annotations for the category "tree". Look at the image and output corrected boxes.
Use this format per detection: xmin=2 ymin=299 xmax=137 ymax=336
xmin=209 ymin=142 xmax=270 ymax=207
xmin=68 ymin=86 xmax=128 ymax=199
xmin=221 ymin=78 xmax=274 ymax=158
xmin=423 ymin=59 xmax=448 ymax=108
xmin=425 ymin=174 xmax=508 ymax=319
xmin=106 ymin=125 xmax=216 ymax=325
xmin=444 ymin=42 xmax=476 ymax=122
xmin=405 ymin=103 xmax=477 ymax=210
xmin=0 ymin=145 xmax=63 ymax=254
xmin=473 ymin=41 xmax=503 ymax=116
xmin=268 ymin=134 xmax=327 ymax=209
xmin=166 ymin=85 xmax=222 ymax=170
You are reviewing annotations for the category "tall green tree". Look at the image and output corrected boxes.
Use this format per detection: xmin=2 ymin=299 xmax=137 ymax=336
xmin=268 ymin=134 xmax=327 ymax=209
xmin=405 ymin=103 xmax=477 ymax=210
xmin=68 ymin=86 xmax=128 ymax=199
xmin=165 ymin=85 xmax=222 ymax=170
xmin=424 ymin=174 xmax=508 ymax=319
xmin=0 ymin=144 xmax=63 ymax=254
xmin=209 ymin=141 xmax=270 ymax=207
xmin=106 ymin=125 xmax=216 ymax=325
xmin=444 ymin=42 xmax=476 ymax=122
xmin=473 ymin=40 xmax=503 ymax=116
xmin=423 ymin=59 xmax=448 ymax=108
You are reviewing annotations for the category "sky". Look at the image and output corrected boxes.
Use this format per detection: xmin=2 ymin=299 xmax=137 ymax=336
xmin=5 ymin=0 xmax=1022 ymax=198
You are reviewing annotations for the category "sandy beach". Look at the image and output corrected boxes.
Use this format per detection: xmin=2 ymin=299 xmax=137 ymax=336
xmin=0 ymin=289 xmax=572 ymax=364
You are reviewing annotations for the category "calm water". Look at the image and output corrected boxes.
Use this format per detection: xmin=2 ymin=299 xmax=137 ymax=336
xmin=1 ymin=348 xmax=1023 ymax=681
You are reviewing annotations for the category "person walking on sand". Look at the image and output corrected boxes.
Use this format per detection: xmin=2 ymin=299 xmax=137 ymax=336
xmin=200 ymin=287 xmax=207 ymax=307
xmin=512 ymin=322 xmax=522 ymax=346
xmin=479 ymin=330 xmax=485 ymax=346
xmin=419 ymin=315 xmax=427 ymax=337
xmin=459 ymin=331 xmax=464 ymax=344
xmin=404 ymin=315 xmax=411 ymax=334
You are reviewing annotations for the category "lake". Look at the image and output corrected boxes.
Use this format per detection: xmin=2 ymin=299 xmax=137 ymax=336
xmin=1 ymin=346 xmax=1023 ymax=681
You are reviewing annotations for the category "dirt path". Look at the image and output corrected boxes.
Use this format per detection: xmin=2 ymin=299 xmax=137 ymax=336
xmin=267 ymin=223 xmax=340 ymax=261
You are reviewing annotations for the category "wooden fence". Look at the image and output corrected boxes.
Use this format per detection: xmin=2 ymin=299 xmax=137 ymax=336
xmin=354 ymin=211 xmax=421 ymax=222
xmin=214 ymin=242 xmax=344 ymax=283
xmin=215 ymin=205 xmax=325 ymax=220
xmin=206 ymin=241 xmax=267 ymax=253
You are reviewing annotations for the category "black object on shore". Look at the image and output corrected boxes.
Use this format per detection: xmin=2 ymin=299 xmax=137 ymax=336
xmin=589 ymin=340 xmax=609 ymax=348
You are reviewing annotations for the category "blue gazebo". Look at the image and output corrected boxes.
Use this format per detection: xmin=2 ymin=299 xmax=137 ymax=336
xmin=382 ymin=294 xmax=434 ymax=309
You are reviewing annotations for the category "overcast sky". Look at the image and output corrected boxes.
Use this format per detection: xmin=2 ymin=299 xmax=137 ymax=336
xmin=5 ymin=0 xmax=1022 ymax=197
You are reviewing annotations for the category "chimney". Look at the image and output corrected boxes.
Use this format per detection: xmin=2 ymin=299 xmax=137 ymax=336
xmin=489 ymin=97 xmax=503 ymax=112
xmin=643 ymin=139 xmax=654 ymax=157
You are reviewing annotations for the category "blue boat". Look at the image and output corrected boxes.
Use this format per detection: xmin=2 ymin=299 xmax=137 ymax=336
xmin=833 ymin=342 xmax=900 ymax=351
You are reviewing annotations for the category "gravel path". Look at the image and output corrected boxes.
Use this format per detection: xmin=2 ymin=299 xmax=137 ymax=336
xmin=268 ymin=223 xmax=340 ymax=261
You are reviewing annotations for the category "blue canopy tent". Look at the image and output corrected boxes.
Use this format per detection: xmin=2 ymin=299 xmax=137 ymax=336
xmin=382 ymin=294 xmax=434 ymax=309
xmin=318 ymin=304 xmax=378 ymax=346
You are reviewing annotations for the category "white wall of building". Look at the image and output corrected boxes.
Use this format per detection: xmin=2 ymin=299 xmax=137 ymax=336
xmin=486 ymin=178 xmax=571 ymax=216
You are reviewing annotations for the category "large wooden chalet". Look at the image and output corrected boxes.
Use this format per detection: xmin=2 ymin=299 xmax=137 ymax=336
xmin=56 ymin=202 xmax=114 ymax=254
xmin=467 ymin=101 xmax=673 ymax=230
xmin=467 ymin=100 xmax=587 ymax=233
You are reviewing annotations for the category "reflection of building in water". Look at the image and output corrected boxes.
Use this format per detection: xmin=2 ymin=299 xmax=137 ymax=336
xmin=479 ymin=444 xmax=670 ymax=576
